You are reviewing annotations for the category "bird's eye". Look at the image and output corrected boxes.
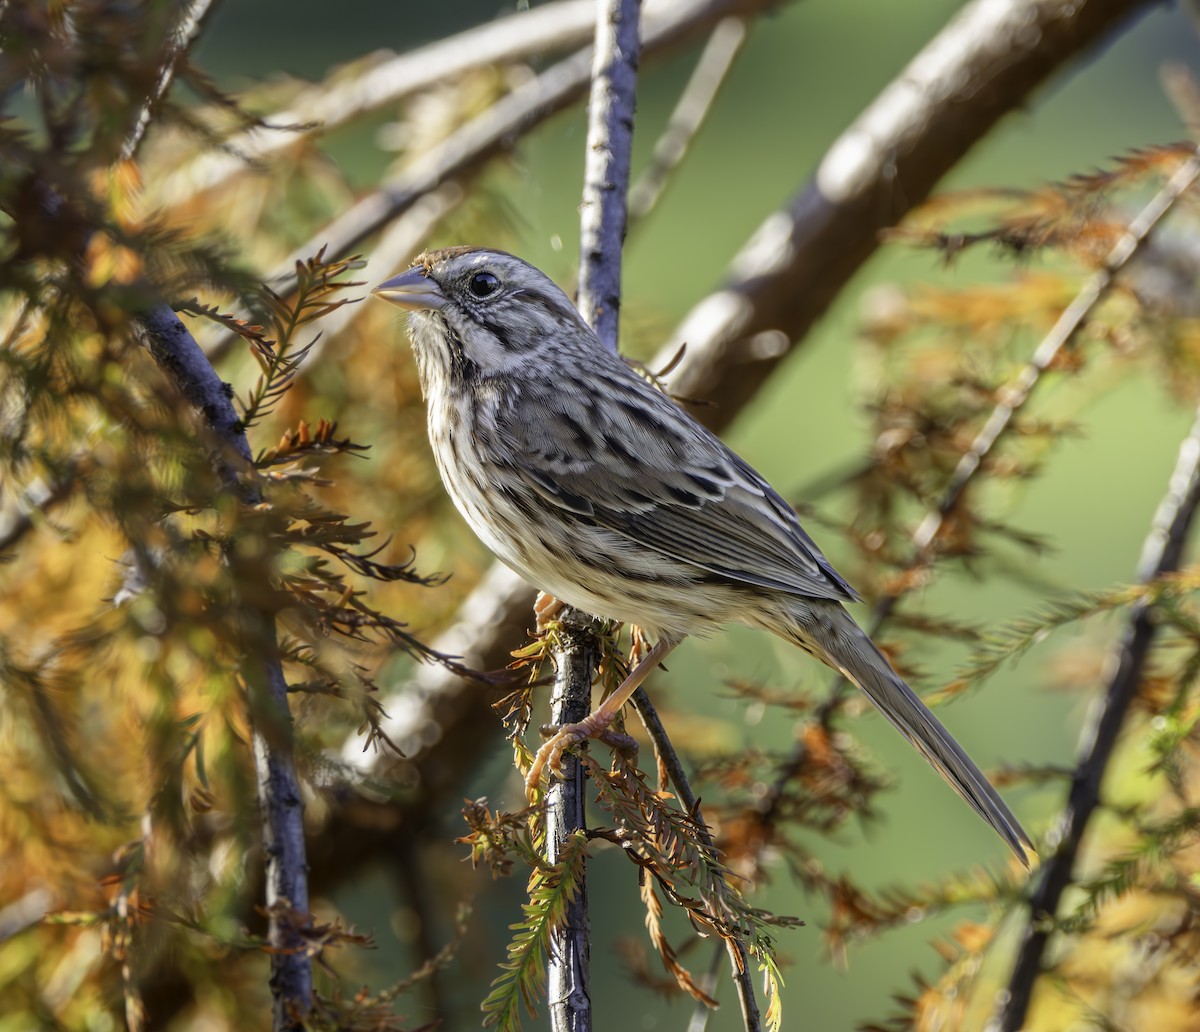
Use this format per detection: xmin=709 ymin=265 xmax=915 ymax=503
xmin=468 ymin=271 xmax=500 ymax=298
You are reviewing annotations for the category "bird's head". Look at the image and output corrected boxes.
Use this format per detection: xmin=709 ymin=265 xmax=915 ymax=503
xmin=373 ymin=247 xmax=591 ymax=389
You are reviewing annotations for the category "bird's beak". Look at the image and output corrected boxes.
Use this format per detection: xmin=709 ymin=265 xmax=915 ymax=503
xmin=372 ymin=267 xmax=446 ymax=311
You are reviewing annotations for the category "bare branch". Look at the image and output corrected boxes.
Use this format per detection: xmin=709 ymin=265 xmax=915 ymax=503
xmin=994 ymin=148 xmax=1200 ymax=1032
xmin=656 ymin=0 xmax=1152 ymax=417
xmin=204 ymin=0 xmax=778 ymax=365
xmin=158 ymin=0 xmax=597 ymax=200
xmin=577 ymin=0 xmax=642 ymax=350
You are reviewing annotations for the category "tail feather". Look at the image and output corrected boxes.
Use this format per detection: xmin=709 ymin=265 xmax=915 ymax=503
xmin=778 ymin=601 xmax=1034 ymax=867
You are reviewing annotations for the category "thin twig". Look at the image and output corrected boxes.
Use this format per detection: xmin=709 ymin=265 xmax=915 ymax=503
xmin=654 ymin=0 xmax=1152 ymax=414
xmin=627 ymin=17 xmax=746 ymax=224
xmin=630 ymin=689 xmax=762 ymax=1032
xmin=136 ymin=305 xmax=313 ymax=1029
xmin=120 ymin=0 xmax=219 ymax=160
xmin=994 ymin=149 xmax=1200 ymax=1032
xmin=0 ymin=463 xmax=78 ymax=556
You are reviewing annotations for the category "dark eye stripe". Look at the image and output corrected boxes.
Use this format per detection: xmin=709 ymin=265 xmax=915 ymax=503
xmin=473 ymin=310 xmax=543 ymax=353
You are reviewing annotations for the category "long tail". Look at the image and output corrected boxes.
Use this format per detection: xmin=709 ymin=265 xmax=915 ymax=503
xmin=775 ymin=600 xmax=1034 ymax=867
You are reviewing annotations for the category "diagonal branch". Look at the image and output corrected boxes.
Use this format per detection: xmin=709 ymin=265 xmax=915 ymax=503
xmin=629 ymin=688 xmax=762 ymax=1032
xmin=156 ymin=0 xmax=597 ymax=200
xmin=136 ymin=306 xmax=312 ymax=1030
xmin=994 ymin=153 xmax=1200 ymax=1032
xmin=627 ymin=17 xmax=747 ymax=224
xmin=997 ymin=404 xmax=1200 ymax=1029
xmin=0 ymin=457 xmax=79 ymax=556
xmin=121 ymin=0 xmax=220 ymax=161
xmin=655 ymin=0 xmax=1150 ymax=415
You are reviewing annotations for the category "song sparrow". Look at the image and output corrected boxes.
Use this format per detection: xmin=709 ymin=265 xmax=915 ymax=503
xmin=375 ymin=246 xmax=1032 ymax=864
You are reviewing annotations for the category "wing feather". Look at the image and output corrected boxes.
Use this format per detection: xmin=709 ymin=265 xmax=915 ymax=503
xmin=492 ymin=372 xmax=859 ymax=604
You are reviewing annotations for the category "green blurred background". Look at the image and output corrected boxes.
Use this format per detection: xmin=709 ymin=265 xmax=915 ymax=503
xmin=196 ymin=2 xmax=1198 ymax=1028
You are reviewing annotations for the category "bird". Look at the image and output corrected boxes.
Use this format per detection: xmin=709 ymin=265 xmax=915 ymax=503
xmin=374 ymin=245 xmax=1033 ymax=866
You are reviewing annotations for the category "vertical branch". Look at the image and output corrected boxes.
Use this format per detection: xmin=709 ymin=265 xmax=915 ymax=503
xmin=251 ymin=641 xmax=313 ymax=1030
xmin=576 ymin=0 xmax=642 ymax=352
xmin=545 ymin=3 xmax=642 ymax=1031
xmin=136 ymin=306 xmax=313 ymax=1029
xmin=129 ymin=32 xmax=313 ymax=1017
xmin=27 ymin=5 xmax=313 ymax=1022
xmin=995 ymin=400 xmax=1200 ymax=1029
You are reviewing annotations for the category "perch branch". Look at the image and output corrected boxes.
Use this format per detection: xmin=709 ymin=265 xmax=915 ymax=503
xmin=545 ymin=613 xmax=599 ymax=1032
xmin=546 ymin=4 xmax=642 ymax=1029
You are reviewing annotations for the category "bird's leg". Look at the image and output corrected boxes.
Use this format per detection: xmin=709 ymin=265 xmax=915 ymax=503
xmin=629 ymin=624 xmax=649 ymax=665
xmin=525 ymin=635 xmax=680 ymax=799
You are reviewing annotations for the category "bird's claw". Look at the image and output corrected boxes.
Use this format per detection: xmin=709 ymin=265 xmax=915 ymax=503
xmin=525 ymin=725 xmax=582 ymax=800
xmin=524 ymin=718 xmax=638 ymax=800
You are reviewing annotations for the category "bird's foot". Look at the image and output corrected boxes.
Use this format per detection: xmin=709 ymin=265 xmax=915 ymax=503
xmin=524 ymin=713 xmax=636 ymax=800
